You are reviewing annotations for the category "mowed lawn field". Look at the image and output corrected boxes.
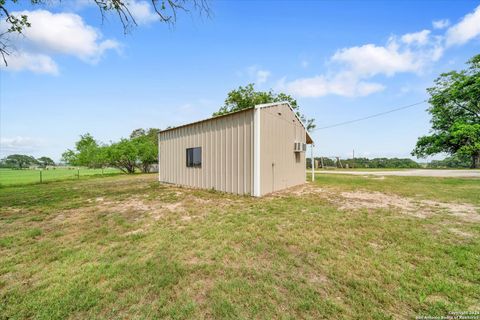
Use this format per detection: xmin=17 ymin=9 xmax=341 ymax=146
xmin=0 ymin=168 xmax=123 ymax=186
xmin=0 ymin=174 xmax=479 ymax=319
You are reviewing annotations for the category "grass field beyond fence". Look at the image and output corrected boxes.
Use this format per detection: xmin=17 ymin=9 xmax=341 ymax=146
xmin=0 ymin=168 xmax=123 ymax=186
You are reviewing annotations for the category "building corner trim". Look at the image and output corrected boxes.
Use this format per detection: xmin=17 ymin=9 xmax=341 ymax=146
xmin=253 ymin=107 xmax=261 ymax=197
xmin=158 ymin=132 xmax=162 ymax=182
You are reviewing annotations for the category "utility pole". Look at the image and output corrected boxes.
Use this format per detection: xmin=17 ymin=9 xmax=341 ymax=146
xmin=311 ymin=144 xmax=315 ymax=182
xmin=353 ymin=149 xmax=355 ymax=169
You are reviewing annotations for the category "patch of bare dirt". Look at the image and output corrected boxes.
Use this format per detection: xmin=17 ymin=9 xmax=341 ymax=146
xmin=337 ymin=190 xmax=479 ymax=222
xmin=425 ymin=294 xmax=449 ymax=305
xmin=421 ymin=200 xmax=480 ymax=222
xmin=448 ymin=228 xmax=474 ymax=238
xmin=340 ymin=191 xmax=413 ymax=210
xmin=308 ymin=273 xmax=329 ymax=284
xmin=274 ymin=183 xmax=327 ymax=197
xmin=273 ymin=183 xmax=479 ymax=222
xmin=368 ymin=242 xmax=385 ymax=251
xmin=125 ymin=228 xmax=144 ymax=236
xmin=194 ymin=198 xmax=212 ymax=204
xmin=189 ymin=278 xmax=215 ymax=305
xmin=163 ymin=202 xmax=185 ymax=212
xmin=47 ymin=193 xmax=212 ymax=239
xmin=1 ymin=207 xmax=23 ymax=214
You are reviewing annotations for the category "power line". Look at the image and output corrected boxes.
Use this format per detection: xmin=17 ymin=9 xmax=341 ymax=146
xmin=313 ymin=100 xmax=427 ymax=131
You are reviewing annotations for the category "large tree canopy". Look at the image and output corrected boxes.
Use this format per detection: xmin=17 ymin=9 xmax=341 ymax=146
xmin=130 ymin=128 xmax=160 ymax=173
xmin=0 ymin=0 xmax=209 ymax=64
xmin=62 ymin=128 xmax=160 ymax=173
xmin=214 ymin=83 xmax=316 ymax=131
xmin=62 ymin=133 xmax=107 ymax=168
xmin=412 ymin=54 xmax=480 ymax=168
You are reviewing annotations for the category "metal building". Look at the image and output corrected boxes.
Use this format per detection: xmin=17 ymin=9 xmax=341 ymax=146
xmin=158 ymin=102 xmax=313 ymax=196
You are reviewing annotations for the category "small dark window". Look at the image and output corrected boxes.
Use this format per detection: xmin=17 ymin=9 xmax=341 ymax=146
xmin=186 ymin=147 xmax=202 ymax=167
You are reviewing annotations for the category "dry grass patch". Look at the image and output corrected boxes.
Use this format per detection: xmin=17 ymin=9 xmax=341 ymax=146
xmin=337 ymin=190 xmax=479 ymax=222
xmin=283 ymin=182 xmax=479 ymax=223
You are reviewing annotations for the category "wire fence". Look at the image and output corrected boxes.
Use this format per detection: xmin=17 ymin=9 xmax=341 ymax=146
xmin=0 ymin=167 xmax=124 ymax=187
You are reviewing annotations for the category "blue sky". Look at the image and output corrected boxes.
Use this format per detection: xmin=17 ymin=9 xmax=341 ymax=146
xmin=1 ymin=0 xmax=479 ymax=161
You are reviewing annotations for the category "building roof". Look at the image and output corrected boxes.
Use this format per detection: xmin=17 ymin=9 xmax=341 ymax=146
xmin=159 ymin=102 xmax=314 ymax=144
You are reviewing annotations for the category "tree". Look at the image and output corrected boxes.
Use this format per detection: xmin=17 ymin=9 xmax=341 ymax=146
xmin=130 ymin=128 xmax=160 ymax=173
xmin=1 ymin=154 xmax=38 ymax=169
xmin=214 ymin=84 xmax=316 ymax=131
xmin=37 ymin=156 xmax=55 ymax=168
xmin=61 ymin=133 xmax=106 ymax=168
xmin=63 ymin=129 xmax=160 ymax=173
xmin=428 ymin=155 xmax=471 ymax=168
xmin=105 ymin=139 xmax=138 ymax=174
xmin=130 ymin=128 xmax=147 ymax=139
xmin=412 ymin=54 xmax=480 ymax=168
xmin=0 ymin=0 xmax=209 ymax=65
xmin=133 ymin=136 xmax=157 ymax=173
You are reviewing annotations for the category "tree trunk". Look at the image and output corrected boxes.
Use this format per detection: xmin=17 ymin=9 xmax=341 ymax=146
xmin=472 ymin=153 xmax=480 ymax=169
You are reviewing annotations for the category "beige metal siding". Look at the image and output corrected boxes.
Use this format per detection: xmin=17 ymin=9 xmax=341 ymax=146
xmin=259 ymin=104 xmax=307 ymax=195
xmin=159 ymin=109 xmax=254 ymax=195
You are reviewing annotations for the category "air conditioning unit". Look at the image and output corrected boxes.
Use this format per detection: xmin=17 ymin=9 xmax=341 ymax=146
xmin=294 ymin=142 xmax=307 ymax=153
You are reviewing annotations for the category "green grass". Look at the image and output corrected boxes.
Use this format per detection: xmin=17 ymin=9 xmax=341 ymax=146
xmin=316 ymin=167 xmax=411 ymax=171
xmin=0 ymin=167 xmax=123 ymax=186
xmin=0 ymin=174 xmax=479 ymax=319
xmin=316 ymin=167 xmax=480 ymax=171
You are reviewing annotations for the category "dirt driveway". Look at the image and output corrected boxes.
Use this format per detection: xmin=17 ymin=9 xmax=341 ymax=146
xmin=315 ymin=169 xmax=480 ymax=178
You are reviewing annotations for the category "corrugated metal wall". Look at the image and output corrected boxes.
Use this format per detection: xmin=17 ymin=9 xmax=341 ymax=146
xmin=159 ymin=109 xmax=254 ymax=195
xmin=259 ymin=104 xmax=306 ymax=195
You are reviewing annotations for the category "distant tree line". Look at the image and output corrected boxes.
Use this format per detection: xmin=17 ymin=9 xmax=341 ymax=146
xmin=61 ymin=128 xmax=160 ymax=174
xmin=426 ymin=155 xmax=471 ymax=168
xmin=306 ymin=155 xmax=476 ymax=169
xmin=0 ymin=155 xmax=55 ymax=169
xmin=307 ymin=157 xmax=421 ymax=169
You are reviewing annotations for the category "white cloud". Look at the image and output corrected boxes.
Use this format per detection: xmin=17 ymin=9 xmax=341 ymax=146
xmin=256 ymin=70 xmax=271 ymax=84
xmin=282 ymin=9 xmax=467 ymax=99
xmin=401 ymin=29 xmax=431 ymax=45
xmin=284 ymin=72 xmax=385 ymax=98
xmin=0 ymin=136 xmax=46 ymax=154
xmin=432 ymin=19 xmax=450 ymax=30
xmin=247 ymin=65 xmax=271 ymax=84
xmin=446 ymin=5 xmax=480 ymax=46
xmin=332 ymin=42 xmax=421 ymax=77
xmin=2 ymin=10 xmax=119 ymax=74
xmin=280 ymin=5 xmax=480 ymax=99
xmin=6 ymin=52 xmax=59 ymax=75
xmin=14 ymin=10 xmax=119 ymax=62
xmin=283 ymin=34 xmax=443 ymax=98
xmin=128 ymin=1 xmax=158 ymax=25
